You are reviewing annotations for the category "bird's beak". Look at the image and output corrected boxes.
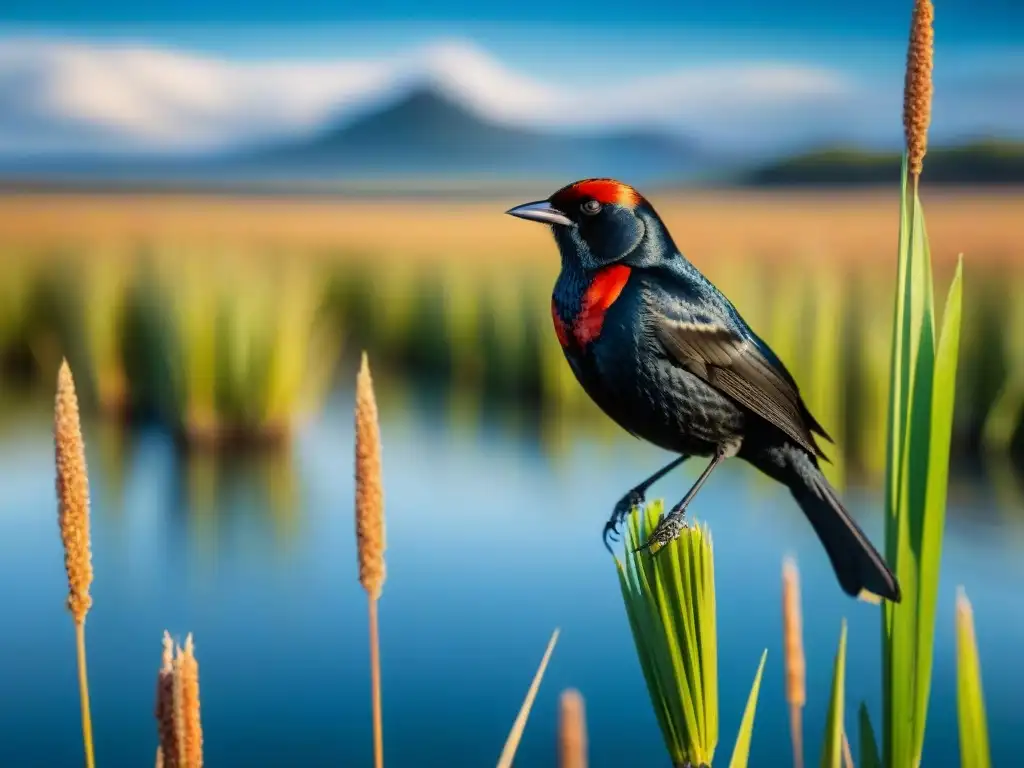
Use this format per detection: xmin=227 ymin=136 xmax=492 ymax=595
xmin=505 ymin=200 xmax=574 ymax=227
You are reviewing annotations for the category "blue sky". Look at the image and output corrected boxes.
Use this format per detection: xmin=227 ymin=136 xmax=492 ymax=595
xmin=2 ymin=0 xmax=1020 ymax=43
xmin=2 ymin=1 xmax=1020 ymax=91
xmin=3 ymin=0 xmax=1022 ymax=56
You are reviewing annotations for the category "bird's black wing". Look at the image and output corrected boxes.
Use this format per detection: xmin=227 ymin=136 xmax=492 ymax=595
xmin=649 ymin=300 xmax=828 ymax=459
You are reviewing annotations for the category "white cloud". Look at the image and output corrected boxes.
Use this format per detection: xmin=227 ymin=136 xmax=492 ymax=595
xmin=0 ymin=36 xmax=1018 ymax=158
xmin=0 ymin=38 xmax=393 ymax=153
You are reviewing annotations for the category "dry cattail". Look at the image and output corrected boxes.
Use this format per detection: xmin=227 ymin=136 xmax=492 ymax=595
xmin=355 ymin=352 xmax=386 ymax=600
xmin=842 ymin=731 xmax=855 ymax=768
xmin=903 ymin=0 xmax=935 ymax=179
xmin=174 ymin=634 xmax=203 ymax=768
xmin=496 ymin=628 xmax=561 ymax=768
xmin=56 ymin=361 xmax=96 ymax=768
xmin=558 ymin=688 xmax=588 ymax=768
xmin=356 ymin=352 xmax=387 ymax=768
xmin=782 ymin=557 xmax=806 ymax=768
xmin=55 ymin=359 xmax=93 ymax=625
xmin=155 ymin=631 xmax=178 ymax=768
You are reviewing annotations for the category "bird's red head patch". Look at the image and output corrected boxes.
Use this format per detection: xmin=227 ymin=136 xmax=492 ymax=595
xmin=550 ymin=178 xmax=643 ymax=210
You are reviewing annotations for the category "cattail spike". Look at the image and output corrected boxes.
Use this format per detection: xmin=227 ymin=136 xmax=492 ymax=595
xmin=903 ymin=0 xmax=935 ymax=180
xmin=782 ymin=557 xmax=806 ymax=768
xmin=155 ymin=631 xmax=178 ymax=768
xmin=177 ymin=634 xmax=204 ymax=768
xmin=355 ymin=352 xmax=386 ymax=600
xmin=558 ymin=688 xmax=588 ymax=768
xmin=55 ymin=359 xmax=93 ymax=624
xmin=356 ymin=352 xmax=387 ymax=768
xmin=172 ymin=643 xmax=186 ymax=767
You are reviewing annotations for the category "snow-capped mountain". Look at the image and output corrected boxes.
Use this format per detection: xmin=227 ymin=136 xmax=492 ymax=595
xmin=0 ymin=36 xmax=1020 ymax=184
xmin=0 ymin=37 xmax=855 ymax=158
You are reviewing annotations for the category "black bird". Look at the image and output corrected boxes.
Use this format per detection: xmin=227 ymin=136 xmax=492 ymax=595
xmin=506 ymin=178 xmax=901 ymax=603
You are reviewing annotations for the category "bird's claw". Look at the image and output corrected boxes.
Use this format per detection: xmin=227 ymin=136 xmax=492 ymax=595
xmin=633 ymin=510 xmax=689 ymax=555
xmin=603 ymin=489 xmax=645 ymax=553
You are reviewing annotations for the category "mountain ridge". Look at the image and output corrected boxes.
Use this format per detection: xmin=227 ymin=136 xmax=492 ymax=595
xmin=229 ymin=85 xmax=713 ymax=183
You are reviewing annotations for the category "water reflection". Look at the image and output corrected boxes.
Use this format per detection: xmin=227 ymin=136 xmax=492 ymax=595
xmin=1 ymin=380 xmax=1024 ymax=766
xmin=3 ymin=250 xmax=1024 ymax=474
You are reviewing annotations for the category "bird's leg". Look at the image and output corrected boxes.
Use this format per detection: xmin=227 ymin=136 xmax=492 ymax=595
xmin=635 ymin=446 xmax=728 ymax=554
xmin=604 ymin=455 xmax=689 ymax=553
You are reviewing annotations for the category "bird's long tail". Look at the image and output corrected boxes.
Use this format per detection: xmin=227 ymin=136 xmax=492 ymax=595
xmin=759 ymin=445 xmax=901 ymax=602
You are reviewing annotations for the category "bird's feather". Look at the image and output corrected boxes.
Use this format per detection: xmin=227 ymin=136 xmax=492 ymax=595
xmin=651 ymin=312 xmax=829 ymax=459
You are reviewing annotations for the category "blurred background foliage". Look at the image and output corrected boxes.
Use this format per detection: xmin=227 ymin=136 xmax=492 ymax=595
xmin=1 ymin=199 xmax=1020 ymax=479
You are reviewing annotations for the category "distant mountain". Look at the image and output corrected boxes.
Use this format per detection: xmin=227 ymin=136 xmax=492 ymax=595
xmin=743 ymin=140 xmax=1024 ymax=186
xmin=2 ymin=83 xmax=1020 ymax=193
xmin=231 ymin=86 xmax=711 ymax=183
xmin=2 ymin=37 xmax=1023 ymax=188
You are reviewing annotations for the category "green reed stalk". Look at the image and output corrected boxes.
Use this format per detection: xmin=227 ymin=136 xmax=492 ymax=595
xmin=873 ymin=150 xmax=963 ymax=768
xmin=865 ymin=2 xmax=966 ymax=765
xmin=616 ymin=502 xmax=766 ymax=767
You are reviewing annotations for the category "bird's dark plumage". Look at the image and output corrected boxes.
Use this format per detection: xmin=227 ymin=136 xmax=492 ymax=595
xmin=506 ymin=177 xmax=901 ymax=603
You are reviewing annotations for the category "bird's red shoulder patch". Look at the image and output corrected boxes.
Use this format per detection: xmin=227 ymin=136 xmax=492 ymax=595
xmin=574 ymin=264 xmax=632 ymax=346
xmin=551 ymin=298 xmax=571 ymax=348
xmin=551 ymin=178 xmax=642 ymax=209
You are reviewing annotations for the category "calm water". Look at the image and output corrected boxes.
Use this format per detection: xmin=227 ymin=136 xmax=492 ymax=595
xmin=1 ymin=385 xmax=1022 ymax=768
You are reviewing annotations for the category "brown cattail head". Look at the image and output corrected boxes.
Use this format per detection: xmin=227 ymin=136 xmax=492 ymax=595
xmin=782 ymin=558 xmax=806 ymax=708
xmin=54 ymin=359 xmax=93 ymax=624
xmin=355 ymin=352 xmax=386 ymax=600
xmin=903 ymin=0 xmax=935 ymax=180
xmin=558 ymin=688 xmax=588 ymax=768
xmin=155 ymin=631 xmax=178 ymax=768
xmin=174 ymin=634 xmax=203 ymax=768
xmin=782 ymin=557 xmax=806 ymax=768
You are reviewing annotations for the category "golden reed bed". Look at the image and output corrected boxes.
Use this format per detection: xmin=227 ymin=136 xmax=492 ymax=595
xmin=0 ymin=188 xmax=1020 ymax=272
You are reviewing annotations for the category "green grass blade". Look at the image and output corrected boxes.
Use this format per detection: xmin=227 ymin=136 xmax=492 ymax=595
xmin=700 ymin=527 xmax=719 ymax=752
xmin=620 ymin=503 xmax=687 ymax=762
xmin=882 ymin=151 xmax=917 ymax=768
xmin=883 ymin=153 xmax=914 ymax=558
xmin=907 ymin=254 xmax=963 ymax=758
xmin=616 ymin=558 xmax=682 ymax=758
xmin=726 ymin=649 xmax=767 ymax=768
xmin=892 ymin=181 xmax=938 ymax=766
xmin=616 ymin=503 xmax=719 ymax=766
xmin=956 ymin=590 xmax=992 ymax=768
xmin=858 ymin=704 xmax=882 ymax=768
xmin=881 ymin=153 xmax=964 ymax=768
xmin=881 ymin=159 xmax=915 ymax=765
xmin=820 ymin=621 xmax=848 ymax=768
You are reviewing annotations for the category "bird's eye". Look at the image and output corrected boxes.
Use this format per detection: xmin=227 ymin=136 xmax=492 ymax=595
xmin=581 ymin=199 xmax=602 ymax=215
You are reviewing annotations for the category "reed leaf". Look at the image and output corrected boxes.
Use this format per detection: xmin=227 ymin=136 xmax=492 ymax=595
xmin=857 ymin=704 xmax=882 ymax=768
xmin=726 ymin=649 xmax=767 ymax=768
xmin=955 ymin=590 xmax=992 ymax=768
xmin=881 ymin=153 xmax=963 ymax=768
xmin=496 ymin=628 xmax=560 ymax=768
xmin=820 ymin=621 xmax=847 ymax=768
xmin=616 ymin=502 xmax=718 ymax=766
